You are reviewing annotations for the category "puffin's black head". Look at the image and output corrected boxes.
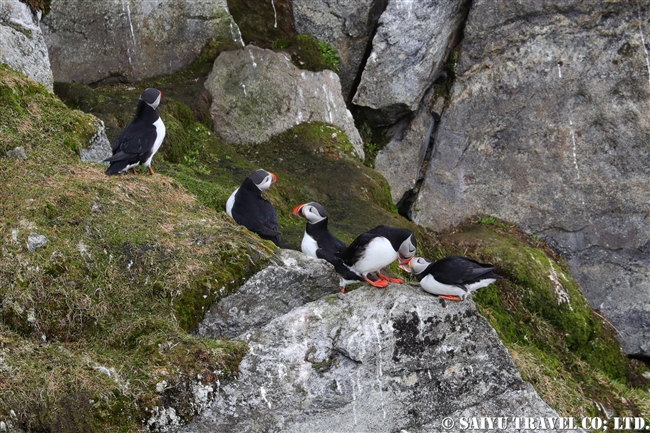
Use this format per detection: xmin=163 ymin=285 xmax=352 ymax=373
xmin=248 ymin=169 xmax=277 ymax=191
xmin=292 ymin=202 xmax=328 ymax=224
xmin=397 ymin=233 xmax=417 ymax=270
xmin=141 ymin=88 xmax=162 ymax=109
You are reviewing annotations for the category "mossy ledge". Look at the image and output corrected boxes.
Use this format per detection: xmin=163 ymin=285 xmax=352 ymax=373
xmin=0 ymin=65 xmax=273 ymax=431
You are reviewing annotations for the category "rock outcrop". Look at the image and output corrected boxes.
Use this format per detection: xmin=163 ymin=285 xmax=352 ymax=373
xmin=183 ymin=268 xmax=576 ymax=433
xmin=352 ymin=0 xmax=469 ymax=125
xmin=204 ymin=45 xmax=364 ymax=158
xmin=41 ymin=0 xmax=241 ymax=84
xmin=0 ymin=0 xmax=53 ymax=89
xmin=412 ymin=0 xmax=650 ymax=356
xmin=292 ymin=0 xmax=387 ymax=100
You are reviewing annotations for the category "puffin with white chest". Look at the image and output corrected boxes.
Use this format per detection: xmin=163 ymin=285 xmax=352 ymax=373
xmin=292 ymin=202 xmax=347 ymax=259
xmin=335 ymin=225 xmax=417 ymax=293
xmin=226 ymin=169 xmax=282 ymax=247
xmin=408 ymin=255 xmax=503 ymax=301
xmin=104 ymin=88 xmax=166 ymax=175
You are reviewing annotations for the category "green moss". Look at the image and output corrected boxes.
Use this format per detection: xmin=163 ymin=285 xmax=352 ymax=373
xmin=272 ymin=34 xmax=340 ymax=73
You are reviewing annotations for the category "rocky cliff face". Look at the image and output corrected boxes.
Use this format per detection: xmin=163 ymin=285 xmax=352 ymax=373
xmin=411 ymin=0 xmax=650 ymax=357
xmin=181 ymin=251 xmax=576 ymax=433
xmin=0 ymin=0 xmax=53 ymax=88
xmin=41 ymin=0 xmax=241 ymax=84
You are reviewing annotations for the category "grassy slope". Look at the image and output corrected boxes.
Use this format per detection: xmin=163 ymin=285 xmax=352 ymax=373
xmin=0 ymin=64 xmax=273 ymax=432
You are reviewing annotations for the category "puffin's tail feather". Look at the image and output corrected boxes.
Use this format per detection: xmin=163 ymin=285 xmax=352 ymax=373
xmin=105 ymin=160 xmax=129 ymax=175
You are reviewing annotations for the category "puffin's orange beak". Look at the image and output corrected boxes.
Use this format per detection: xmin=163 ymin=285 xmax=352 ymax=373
xmin=292 ymin=204 xmax=305 ymax=217
xmin=398 ymin=256 xmax=413 ymax=272
xmin=271 ymin=173 xmax=277 ymax=183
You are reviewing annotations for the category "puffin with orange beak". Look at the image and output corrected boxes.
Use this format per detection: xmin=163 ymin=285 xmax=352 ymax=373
xmin=408 ymin=256 xmax=503 ymax=301
xmin=337 ymin=226 xmax=417 ymax=292
xmin=226 ymin=169 xmax=282 ymax=247
xmin=292 ymin=202 xmax=347 ymax=259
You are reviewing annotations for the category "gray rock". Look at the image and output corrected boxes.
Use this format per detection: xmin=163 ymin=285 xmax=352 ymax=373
xmin=412 ymin=0 xmax=650 ymax=356
xmin=81 ymin=118 xmax=112 ymax=164
xmin=0 ymin=0 xmax=53 ymax=89
xmin=182 ymin=285 xmax=576 ymax=433
xmin=41 ymin=0 xmax=241 ymax=84
xmin=292 ymin=0 xmax=387 ymax=100
xmin=205 ymin=46 xmax=364 ymax=159
xmin=27 ymin=233 xmax=48 ymax=251
xmin=375 ymin=91 xmax=445 ymax=205
xmin=5 ymin=146 xmax=27 ymax=160
xmin=352 ymin=0 xmax=468 ymax=125
xmin=196 ymin=249 xmax=339 ymax=338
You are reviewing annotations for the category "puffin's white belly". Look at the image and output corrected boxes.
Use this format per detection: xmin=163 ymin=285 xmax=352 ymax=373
xmin=142 ymin=118 xmax=166 ymax=167
xmin=352 ymin=237 xmax=397 ymax=275
xmin=301 ymin=232 xmax=318 ymax=259
xmin=420 ymin=275 xmax=467 ymax=297
xmin=225 ymin=188 xmax=238 ymax=217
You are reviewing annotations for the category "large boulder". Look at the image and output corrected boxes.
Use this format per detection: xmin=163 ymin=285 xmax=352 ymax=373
xmin=197 ymin=249 xmax=339 ymax=338
xmin=412 ymin=0 xmax=650 ymax=356
xmin=182 ymin=284 xmax=577 ymax=433
xmin=352 ymin=0 xmax=469 ymax=125
xmin=292 ymin=0 xmax=387 ymax=100
xmin=41 ymin=0 xmax=242 ymax=84
xmin=0 ymin=0 xmax=53 ymax=89
xmin=204 ymin=45 xmax=364 ymax=158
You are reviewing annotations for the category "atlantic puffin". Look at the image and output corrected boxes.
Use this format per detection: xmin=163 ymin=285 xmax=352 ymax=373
xmin=104 ymin=88 xmax=166 ymax=175
xmin=408 ymin=256 xmax=503 ymax=301
xmin=292 ymin=202 xmax=347 ymax=259
xmin=336 ymin=225 xmax=417 ymax=292
xmin=226 ymin=169 xmax=282 ymax=247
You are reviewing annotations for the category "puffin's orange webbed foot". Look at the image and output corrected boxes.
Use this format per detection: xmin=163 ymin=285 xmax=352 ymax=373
xmin=377 ymin=272 xmax=403 ymax=284
xmin=439 ymin=295 xmax=463 ymax=302
xmin=148 ymin=166 xmax=155 ymax=175
xmin=364 ymin=276 xmax=388 ymax=288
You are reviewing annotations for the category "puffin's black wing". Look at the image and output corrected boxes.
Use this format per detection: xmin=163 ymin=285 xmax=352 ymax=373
xmin=339 ymin=231 xmax=377 ymax=266
xmin=107 ymin=120 xmax=158 ymax=159
xmin=428 ymin=256 xmax=499 ymax=285
xmin=317 ymin=248 xmax=364 ymax=282
xmin=231 ymin=195 xmax=282 ymax=247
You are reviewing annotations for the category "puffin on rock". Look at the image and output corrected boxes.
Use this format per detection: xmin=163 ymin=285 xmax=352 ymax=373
xmin=332 ymin=225 xmax=417 ymax=293
xmin=292 ymin=202 xmax=347 ymax=259
xmin=226 ymin=169 xmax=282 ymax=247
xmin=104 ymin=88 xmax=166 ymax=175
xmin=408 ymin=255 xmax=503 ymax=301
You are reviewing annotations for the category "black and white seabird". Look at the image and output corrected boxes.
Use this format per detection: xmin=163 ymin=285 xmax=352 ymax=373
xmin=292 ymin=202 xmax=347 ymax=259
xmin=104 ymin=88 xmax=166 ymax=175
xmin=226 ymin=169 xmax=282 ymax=247
xmin=334 ymin=225 xmax=417 ymax=293
xmin=408 ymin=256 xmax=503 ymax=301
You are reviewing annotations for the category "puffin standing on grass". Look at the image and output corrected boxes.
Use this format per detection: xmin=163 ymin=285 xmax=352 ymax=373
xmin=226 ymin=169 xmax=282 ymax=247
xmin=292 ymin=202 xmax=347 ymax=259
xmin=104 ymin=88 xmax=166 ymax=175
xmin=333 ymin=225 xmax=417 ymax=293
xmin=408 ymin=256 xmax=503 ymax=301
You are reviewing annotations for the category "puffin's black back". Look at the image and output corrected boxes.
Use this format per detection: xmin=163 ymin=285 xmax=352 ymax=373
xmin=104 ymin=98 xmax=160 ymax=174
xmin=340 ymin=225 xmax=413 ymax=266
xmin=421 ymin=256 xmax=502 ymax=285
xmin=306 ymin=219 xmax=347 ymax=255
xmin=231 ymin=177 xmax=282 ymax=247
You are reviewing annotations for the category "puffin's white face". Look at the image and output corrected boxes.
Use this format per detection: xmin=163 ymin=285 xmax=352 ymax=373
xmin=142 ymin=88 xmax=162 ymax=109
xmin=292 ymin=202 xmax=327 ymax=224
xmin=250 ymin=169 xmax=277 ymax=191
xmin=397 ymin=234 xmax=417 ymax=268
xmin=408 ymin=257 xmax=431 ymax=275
